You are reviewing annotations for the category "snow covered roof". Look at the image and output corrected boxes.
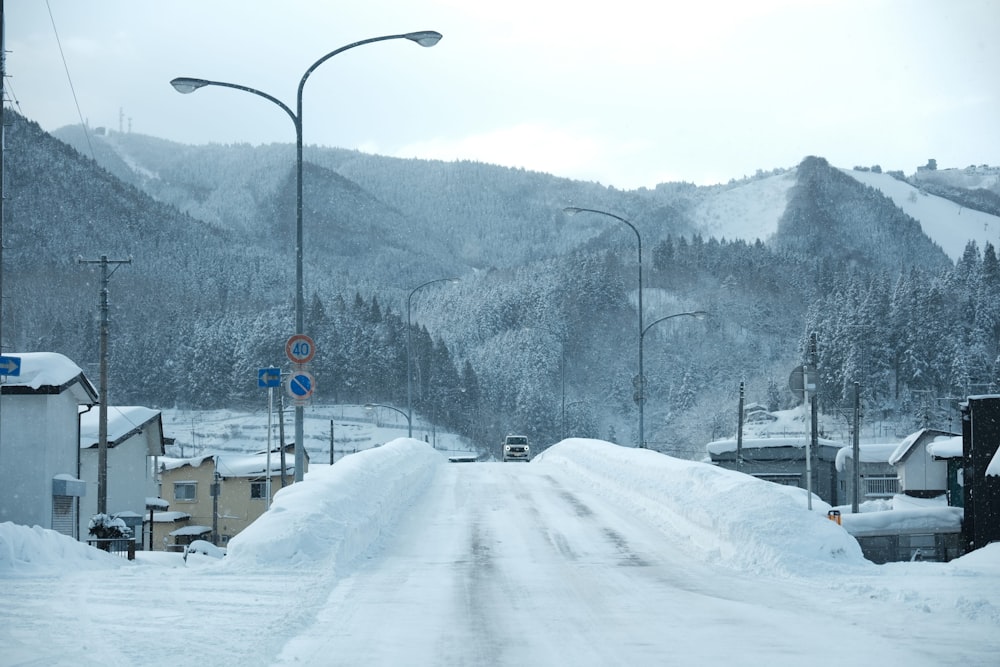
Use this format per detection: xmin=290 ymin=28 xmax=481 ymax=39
xmin=0 ymin=352 xmax=98 ymax=404
xmin=926 ymin=436 xmax=963 ymax=460
xmin=80 ymin=406 xmax=163 ymax=452
xmin=152 ymin=511 xmax=190 ymax=523
xmin=834 ymin=443 xmax=898 ymax=471
xmin=989 ymin=449 xmax=1000 ymax=477
xmin=146 ymin=497 xmax=169 ymax=510
xmin=706 ymin=436 xmax=841 ymax=456
xmin=888 ymin=429 xmax=959 ymax=466
xmin=160 ymin=452 xmax=294 ymax=478
xmin=169 ymin=525 xmax=211 ymax=537
xmin=160 ymin=455 xmax=213 ymax=472
xmin=216 ymin=453 xmax=294 ymax=479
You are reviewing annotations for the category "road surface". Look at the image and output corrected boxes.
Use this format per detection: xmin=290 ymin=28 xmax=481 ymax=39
xmin=274 ymin=461 xmax=936 ymax=665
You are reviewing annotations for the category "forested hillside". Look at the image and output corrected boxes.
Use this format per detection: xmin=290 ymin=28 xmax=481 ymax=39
xmin=5 ymin=114 xmax=997 ymax=457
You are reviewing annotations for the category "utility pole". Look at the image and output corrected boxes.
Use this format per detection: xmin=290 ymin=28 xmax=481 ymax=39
xmin=736 ymin=381 xmax=745 ymax=472
xmin=808 ymin=333 xmax=819 ymax=510
xmin=852 ymin=381 xmax=861 ymax=513
xmin=78 ymin=255 xmax=131 ymax=514
xmin=1 ymin=5 xmax=9 ymax=459
xmin=278 ymin=392 xmax=287 ymax=488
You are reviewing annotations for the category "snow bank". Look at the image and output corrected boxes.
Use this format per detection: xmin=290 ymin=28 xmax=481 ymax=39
xmin=0 ymin=522 xmax=125 ymax=574
xmin=223 ymin=439 xmax=442 ymax=572
xmin=537 ymin=439 xmax=867 ymax=576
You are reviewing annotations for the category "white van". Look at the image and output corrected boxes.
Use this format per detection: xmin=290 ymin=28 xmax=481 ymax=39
xmin=502 ymin=435 xmax=530 ymax=462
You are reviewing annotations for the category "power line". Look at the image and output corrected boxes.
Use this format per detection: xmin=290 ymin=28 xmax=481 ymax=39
xmin=44 ymin=0 xmax=95 ymax=160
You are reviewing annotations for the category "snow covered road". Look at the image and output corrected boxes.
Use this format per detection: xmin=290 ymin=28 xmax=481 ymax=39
xmin=3 ymin=438 xmax=999 ymax=666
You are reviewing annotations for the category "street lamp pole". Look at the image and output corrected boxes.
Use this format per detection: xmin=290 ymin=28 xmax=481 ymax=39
xmin=407 ymin=278 xmax=458 ymax=437
xmin=563 ymin=207 xmax=644 ymax=446
xmin=171 ymin=30 xmax=441 ymax=482
xmin=640 ymin=311 xmax=708 ymax=448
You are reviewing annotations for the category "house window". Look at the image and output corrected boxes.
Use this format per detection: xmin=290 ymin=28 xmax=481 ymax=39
xmin=174 ymin=482 xmax=197 ymax=502
xmin=250 ymin=480 xmax=268 ymax=500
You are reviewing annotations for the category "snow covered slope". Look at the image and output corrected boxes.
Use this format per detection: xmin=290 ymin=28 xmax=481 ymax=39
xmin=842 ymin=169 xmax=1000 ymax=261
xmin=686 ymin=170 xmax=797 ymax=244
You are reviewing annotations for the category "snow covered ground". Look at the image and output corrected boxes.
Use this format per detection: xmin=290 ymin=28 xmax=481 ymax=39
xmin=2 ymin=438 xmax=998 ymax=665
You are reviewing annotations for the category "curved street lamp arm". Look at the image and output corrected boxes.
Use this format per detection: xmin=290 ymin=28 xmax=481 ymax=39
xmin=297 ymin=31 xmax=443 ymax=114
xmin=365 ymin=403 xmax=412 ymax=428
xmin=408 ymin=277 xmax=459 ymax=308
xmin=641 ymin=311 xmax=709 ymax=339
xmin=170 ymin=77 xmax=297 ymax=127
xmin=563 ymin=206 xmax=640 ymax=250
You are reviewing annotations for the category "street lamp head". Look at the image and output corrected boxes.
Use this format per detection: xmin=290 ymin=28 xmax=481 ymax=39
xmin=563 ymin=207 xmax=583 ymax=215
xmin=405 ymin=31 xmax=443 ymax=47
xmin=691 ymin=311 xmax=709 ymax=320
xmin=170 ymin=77 xmax=210 ymax=94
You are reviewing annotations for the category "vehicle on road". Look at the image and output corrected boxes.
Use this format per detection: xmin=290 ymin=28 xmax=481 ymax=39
xmin=502 ymin=435 xmax=530 ymax=462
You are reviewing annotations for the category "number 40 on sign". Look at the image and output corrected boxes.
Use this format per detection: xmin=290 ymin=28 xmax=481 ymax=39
xmin=285 ymin=334 xmax=316 ymax=365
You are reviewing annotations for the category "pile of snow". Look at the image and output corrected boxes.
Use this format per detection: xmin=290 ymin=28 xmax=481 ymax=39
xmin=0 ymin=522 xmax=125 ymax=573
xmin=223 ymin=438 xmax=442 ymax=571
xmin=537 ymin=439 xmax=865 ymax=576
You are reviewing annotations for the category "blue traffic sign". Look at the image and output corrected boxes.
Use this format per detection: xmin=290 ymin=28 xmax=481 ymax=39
xmin=287 ymin=371 xmax=315 ymax=400
xmin=257 ymin=367 xmax=281 ymax=389
xmin=0 ymin=355 xmax=21 ymax=377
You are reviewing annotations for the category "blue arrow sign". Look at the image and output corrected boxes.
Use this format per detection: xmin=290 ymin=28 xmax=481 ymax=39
xmin=257 ymin=367 xmax=281 ymax=389
xmin=0 ymin=355 xmax=22 ymax=377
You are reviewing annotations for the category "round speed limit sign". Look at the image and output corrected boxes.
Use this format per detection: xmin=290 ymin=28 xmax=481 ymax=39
xmin=285 ymin=334 xmax=316 ymax=365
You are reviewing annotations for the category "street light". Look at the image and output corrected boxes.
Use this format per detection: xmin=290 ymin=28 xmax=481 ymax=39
xmin=640 ymin=311 xmax=708 ymax=448
xmin=172 ymin=30 xmax=442 ymax=482
xmin=563 ymin=206 xmax=644 ymax=446
xmin=407 ymin=277 xmax=458 ymax=437
xmin=364 ymin=402 xmax=412 ymax=434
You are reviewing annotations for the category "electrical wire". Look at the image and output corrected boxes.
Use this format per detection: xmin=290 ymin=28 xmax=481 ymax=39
xmin=45 ymin=0 xmax=95 ymax=161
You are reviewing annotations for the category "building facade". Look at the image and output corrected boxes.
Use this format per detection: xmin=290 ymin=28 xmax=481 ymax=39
xmin=0 ymin=353 xmax=98 ymax=538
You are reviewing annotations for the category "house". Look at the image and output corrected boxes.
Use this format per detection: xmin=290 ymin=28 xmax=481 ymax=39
xmin=79 ymin=406 xmax=166 ymax=542
xmin=887 ymin=428 xmax=959 ymax=499
xmin=158 ymin=445 xmax=303 ymax=549
xmin=0 ymin=352 xmax=98 ymax=538
xmin=706 ymin=405 xmax=843 ymax=504
xmin=150 ymin=509 xmax=193 ymax=552
xmin=834 ymin=443 xmax=900 ymax=507
xmin=707 ymin=435 xmax=843 ymax=504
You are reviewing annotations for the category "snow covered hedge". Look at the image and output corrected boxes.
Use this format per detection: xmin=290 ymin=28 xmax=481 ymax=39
xmin=224 ymin=439 xmax=441 ymax=572
xmin=537 ymin=438 xmax=868 ymax=575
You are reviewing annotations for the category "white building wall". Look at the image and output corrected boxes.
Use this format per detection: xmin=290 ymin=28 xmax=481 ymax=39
xmin=0 ymin=393 xmax=83 ymax=530
xmin=79 ymin=437 xmax=159 ymax=538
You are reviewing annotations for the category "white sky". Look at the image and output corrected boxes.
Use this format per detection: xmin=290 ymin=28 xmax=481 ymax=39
xmin=4 ymin=0 xmax=1000 ymax=188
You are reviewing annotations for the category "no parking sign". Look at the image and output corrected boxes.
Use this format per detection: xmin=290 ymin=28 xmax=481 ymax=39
xmin=287 ymin=370 xmax=315 ymax=403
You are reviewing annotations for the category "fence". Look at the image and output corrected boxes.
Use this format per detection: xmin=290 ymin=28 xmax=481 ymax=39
xmin=864 ymin=476 xmax=900 ymax=498
xmin=87 ymin=538 xmax=136 ymax=560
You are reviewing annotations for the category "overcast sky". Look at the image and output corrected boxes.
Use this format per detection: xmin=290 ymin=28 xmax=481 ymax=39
xmin=4 ymin=0 xmax=999 ymax=189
